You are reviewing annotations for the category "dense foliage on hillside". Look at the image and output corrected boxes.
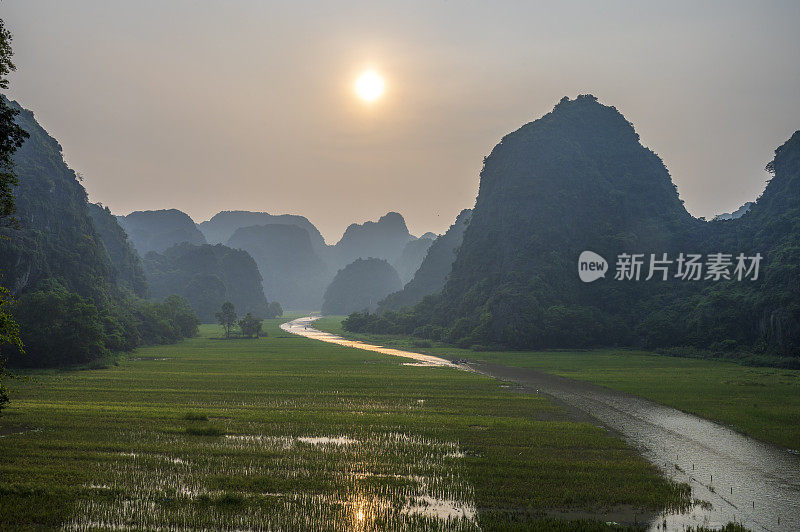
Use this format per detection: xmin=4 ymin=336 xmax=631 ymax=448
xmin=346 ymin=96 xmax=800 ymax=362
xmin=227 ymin=224 xmax=329 ymax=310
xmin=0 ymin=100 xmax=199 ymax=368
xmin=8 ymin=283 xmax=198 ymax=367
xmin=0 ymin=22 xmax=27 ymax=410
xmin=378 ymin=209 xmax=472 ymax=312
xmin=0 ymin=100 xmax=120 ymax=302
xmin=88 ymin=203 xmax=148 ymax=298
xmin=322 ymin=258 xmax=402 ymax=315
xmin=665 ymin=130 xmax=800 ymax=358
xmin=117 ymin=209 xmax=206 ymax=255
xmin=142 ymin=242 xmax=272 ymax=323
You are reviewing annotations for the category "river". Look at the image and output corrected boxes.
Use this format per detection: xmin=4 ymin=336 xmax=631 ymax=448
xmin=281 ymin=316 xmax=800 ymax=531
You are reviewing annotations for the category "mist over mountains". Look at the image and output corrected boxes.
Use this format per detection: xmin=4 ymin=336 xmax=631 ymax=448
xmin=5 ymin=92 xmax=799 ymax=365
xmin=378 ymin=208 xmax=471 ymax=312
xmin=141 ymin=242 xmax=271 ymax=323
xmin=117 ymin=209 xmax=206 ymax=255
xmin=332 ymin=212 xmax=414 ymax=268
xmin=117 ymin=207 xmax=445 ymax=312
xmin=348 ymin=95 xmax=800 ymax=360
xmin=226 ymin=223 xmax=328 ymax=310
xmin=393 ymin=237 xmax=435 ymax=284
xmin=322 ymin=258 xmax=403 ymax=315
xmin=198 ymin=211 xmax=327 ymax=255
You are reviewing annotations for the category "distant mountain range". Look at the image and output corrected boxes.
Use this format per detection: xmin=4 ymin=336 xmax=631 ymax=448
xmin=9 ymin=92 xmax=797 ymax=362
xmin=714 ymin=202 xmax=753 ymax=220
xmin=113 ymin=206 xmax=447 ymax=311
xmin=117 ymin=209 xmax=206 ymax=255
xmin=198 ymin=211 xmax=327 ymax=255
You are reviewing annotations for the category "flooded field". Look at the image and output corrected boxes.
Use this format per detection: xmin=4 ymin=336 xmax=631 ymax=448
xmin=1 ymin=318 xmax=693 ymax=530
xmin=66 ymin=431 xmax=477 ymax=531
xmin=290 ymin=316 xmax=800 ymax=531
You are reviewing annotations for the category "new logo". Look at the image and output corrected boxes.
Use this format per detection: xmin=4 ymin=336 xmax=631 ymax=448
xmin=578 ymin=251 xmax=608 ymax=282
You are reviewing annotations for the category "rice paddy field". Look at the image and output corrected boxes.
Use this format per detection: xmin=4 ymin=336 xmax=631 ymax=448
xmin=0 ymin=315 xmax=690 ymax=530
xmin=314 ymin=317 xmax=800 ymax=451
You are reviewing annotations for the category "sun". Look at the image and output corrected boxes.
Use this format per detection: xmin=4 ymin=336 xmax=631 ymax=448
xmin=354 ymin=70 xmax=385 ymax=103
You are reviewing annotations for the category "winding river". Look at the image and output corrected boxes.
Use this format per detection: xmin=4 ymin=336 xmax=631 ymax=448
xmin=281 ymin=316 xmax=800 ymax=531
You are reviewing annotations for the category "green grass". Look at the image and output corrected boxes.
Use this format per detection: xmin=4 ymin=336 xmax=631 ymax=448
xmin=0 ymin=315 xmax=688 ymax=530
xmin=314 ymin=316 xmax=800 ymax=451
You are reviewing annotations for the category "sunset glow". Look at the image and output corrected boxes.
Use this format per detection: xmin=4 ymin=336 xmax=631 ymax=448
xmin=354 ymin=70 xmax=385 ymax=103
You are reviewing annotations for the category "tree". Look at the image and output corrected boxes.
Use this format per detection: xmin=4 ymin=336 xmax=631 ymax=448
xmin=215 ymin=301 xmax=236 ymax=338
xmin=162 ymin=295 xmax=201 ymax=338
xmin=11 ymin=281 xmax=108 ymax=367
xmin=238 ymin=312 xmax=263 ymax=338
xmin=267 ymin=301 xmax=283 ymax=319
xmin=0 ymin=19 xmax=28 ymax=227
xmin=0 ymin=17 xmax=27 ymax=414
xmin=0 ymin=285 xmax=22 ymax=410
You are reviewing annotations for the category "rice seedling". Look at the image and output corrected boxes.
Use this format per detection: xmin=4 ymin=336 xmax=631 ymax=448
xmin=314 ymin=316 xmax=800 ymax=450
xmin=1 ymin=316 xmax=688 ymax=529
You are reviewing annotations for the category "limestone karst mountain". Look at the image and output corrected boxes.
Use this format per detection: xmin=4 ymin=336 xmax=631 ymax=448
xmin=378 ymin=209 xmax=471 ymax=313
xmin=322 ymin=258 xmax=403 ymax=315
xmin=0 ymin=99 xmax=122 ymax=300
xmin=226 ymin=224 xmax=329 ymax=310
xmin=117 ymin=209 xmax=206 ymax=256
xmin=141 ymin=242 xmax=270 ymax=323
xmin=332 ymin=212 xmax=413 ymax=268
xmin=88 ymin=203 xmax=148 ymax=298
xmin=393 ymin=237 xmax=435 ymax=284
xmin=0 ymin=99 xmax=199 ymax=367
xmin=349 ymin=96 xmax=800 ymax=358
xmin=198 ymin=210 xmax=327 ymax=256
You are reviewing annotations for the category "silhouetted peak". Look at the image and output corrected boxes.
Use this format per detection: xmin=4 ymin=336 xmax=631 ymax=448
xmin=378 ymin=211 xmax=407 ymax=228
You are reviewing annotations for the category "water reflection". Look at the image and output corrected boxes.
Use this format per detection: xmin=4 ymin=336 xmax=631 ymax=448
xmin=281 ymin=316 xmax=454 ymax=367
xmin=284 ymin=316 xmax=800 ymax=531
xmin=69 ymin=429 xmax=479 ymax=531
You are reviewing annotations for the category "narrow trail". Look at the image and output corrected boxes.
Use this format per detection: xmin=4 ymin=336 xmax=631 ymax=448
xmin=281 ymin=316 xmax=800 ymax=531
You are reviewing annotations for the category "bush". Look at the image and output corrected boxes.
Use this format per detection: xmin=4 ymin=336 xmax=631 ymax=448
xmin=238 ymin=313 xmax=262 ymax=338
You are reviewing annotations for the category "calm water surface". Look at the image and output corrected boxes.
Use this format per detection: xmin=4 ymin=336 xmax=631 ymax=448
xmin=282 ymin=316 xmax=800 ymax=531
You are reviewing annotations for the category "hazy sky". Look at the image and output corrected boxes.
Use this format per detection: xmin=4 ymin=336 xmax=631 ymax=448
xmin=4 ymin=1 xmax=799 ymax=243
